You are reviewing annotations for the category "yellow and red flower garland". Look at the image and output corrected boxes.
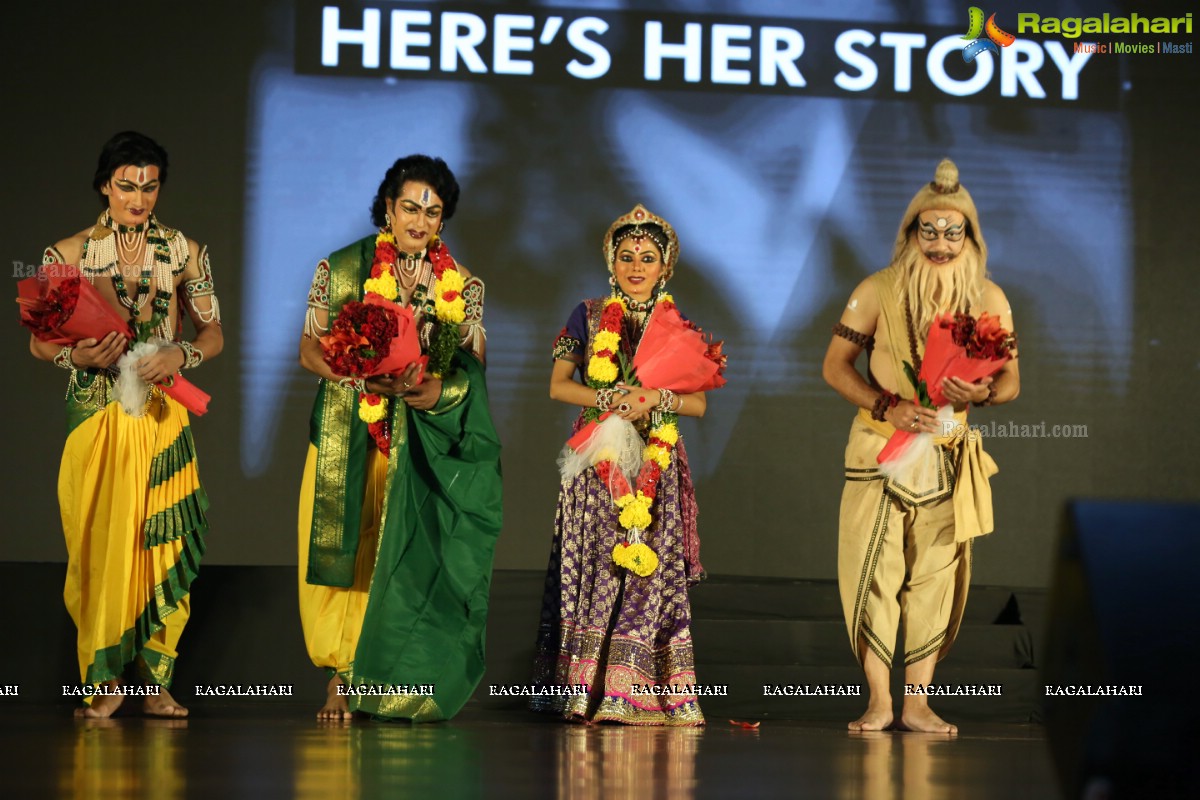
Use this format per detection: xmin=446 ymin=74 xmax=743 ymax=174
xmin=424 ymin=235 xmax=466 ymax=378
xmin=586 ymin=294 xmax=680 ymax=577
xmin=355 ymin=230 xmax=465 ymax=452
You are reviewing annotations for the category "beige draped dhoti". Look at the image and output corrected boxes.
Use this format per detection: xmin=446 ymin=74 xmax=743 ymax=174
xmin=838 ymin=408 xmax=997 ymax=668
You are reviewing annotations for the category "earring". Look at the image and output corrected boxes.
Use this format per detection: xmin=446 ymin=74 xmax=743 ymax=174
xmin=385 ymin=212 xmax=392 ymax=225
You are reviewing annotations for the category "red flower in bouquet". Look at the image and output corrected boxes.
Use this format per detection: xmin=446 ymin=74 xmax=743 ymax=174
xmin=878 ymin=311 xmax=1014 ymax=468
xmin=320 ymin=301 xmax=399 ymax=378
xmin=941 ymin=311 xmax=1016 ymax=363
xmin=19 ymin=276 xmax=81 ymax=335
xmin=703 ymin=337 xmax=727 ymax=374
xmin=320 ymin=295 xmax=424 ymax=454
xmin=17 ymin=267 xmax=130 ymax=346
xmin=915 ymin=312 xmax=1016 ymax=407
xmin=17 ymin=264 xmax=212 ymax=415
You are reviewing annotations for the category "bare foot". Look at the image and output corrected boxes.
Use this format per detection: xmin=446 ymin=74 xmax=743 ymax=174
xmin=144 ymin=687 xmax=189 ymax=718
xmin=317 ymin=676 xmax=352 ymax=721
xmin=848 ymin=703 xmax=894 ymax=732
xmin=77 ymin=680 xmax=126 ymax=719
xmin=897 ymin=704 xmax=957 ymax=734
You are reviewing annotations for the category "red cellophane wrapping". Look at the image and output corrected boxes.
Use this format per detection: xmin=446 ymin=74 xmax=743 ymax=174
xmin=877 ymin=312 xmax=1013 ymax=465
xmin=18 ymin=265 xmax=129 ymax=345
xmin=320 ymin=296 xmax=427 ymax=384
xmin=17 ymin=264 xmax=211 ymax=416
xmin=361 ymin=294 xmax=426 ymax=381
xmin=632 ymin=301 xmax=727 ymax=393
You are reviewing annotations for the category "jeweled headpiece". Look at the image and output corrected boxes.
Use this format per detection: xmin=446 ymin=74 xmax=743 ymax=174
xmin=602 ymin=203 xmax=680 ymax=281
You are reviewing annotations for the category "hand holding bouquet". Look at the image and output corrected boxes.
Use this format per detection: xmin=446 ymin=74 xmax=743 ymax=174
xmin=903 ymin=312 xmax=1015 ymax=410
xmin=878 ymin=311 xmax=1015 ymax=474
xmin=319 ymin=295 xmax=424 ymax=454
xmin=17 ymin=265 xmax=210 ymax=415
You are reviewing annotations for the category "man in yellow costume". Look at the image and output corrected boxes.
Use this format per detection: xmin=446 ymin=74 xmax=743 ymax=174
xmin=32 ymin=131 xmax=222 ymax=717
xmin=823 ymin=159 xmax=1019 ymax=733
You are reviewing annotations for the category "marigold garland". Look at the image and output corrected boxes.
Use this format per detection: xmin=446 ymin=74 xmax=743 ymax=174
xmin=425 ymin=236 xmax=466 ymax=378
xmin=346 ymin=230 xmax=467 ymax=452
xmin=356 ymin=230 xmax=402 ymax=451
xmin=585 ymin=292 xmax=680 ymax=577
xmin=358 ymin=392 xmax=387 ymax=423
xmin=612 ymin=541 xmax=659 ymax=577
xmin=586 ymin=297 xmax=626 ymax=385
xmin=365 ymin=231 xmax=400 ymax=300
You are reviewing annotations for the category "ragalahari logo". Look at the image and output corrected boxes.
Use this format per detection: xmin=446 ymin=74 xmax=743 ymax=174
xmin=961 ymin=7 xmax=1016 ymax=62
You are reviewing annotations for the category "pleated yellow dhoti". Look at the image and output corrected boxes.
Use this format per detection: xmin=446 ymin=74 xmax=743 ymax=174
xmin=58 ymin=389 xmax=207 ymax=690
xmin=297 ymin=443 xmax=386 ymax=678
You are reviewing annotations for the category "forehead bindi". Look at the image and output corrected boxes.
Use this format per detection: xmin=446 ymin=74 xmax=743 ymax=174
xmin=113 ymin=164 xmax=159 ymax=187
xmin=618 ymin=238 xmax=660 ymax=259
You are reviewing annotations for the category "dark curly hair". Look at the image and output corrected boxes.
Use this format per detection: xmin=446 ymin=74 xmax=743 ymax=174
xmin=93 ymin=131 xmax=169 ymax=207
xmin=369 ymin=154 xmax=460 ymax=228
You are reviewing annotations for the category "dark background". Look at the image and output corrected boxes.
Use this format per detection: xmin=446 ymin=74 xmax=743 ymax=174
xmin=2 ymin=0 xmax=1196 ymax=591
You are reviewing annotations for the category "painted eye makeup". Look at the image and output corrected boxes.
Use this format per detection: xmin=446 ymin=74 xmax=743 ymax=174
xmin=399 ymin=202 xmax=442 ymax=218
xmin=918 ymin=220 xmax=964 ymax=242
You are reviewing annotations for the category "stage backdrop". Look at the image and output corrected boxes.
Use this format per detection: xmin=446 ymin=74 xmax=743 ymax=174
xmin=3 ymin=0 xmax=1195 ymax=588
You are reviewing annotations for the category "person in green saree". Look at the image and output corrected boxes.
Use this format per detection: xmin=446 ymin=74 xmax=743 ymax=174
xmin=297 ymin=154 xmax=502 ymax=721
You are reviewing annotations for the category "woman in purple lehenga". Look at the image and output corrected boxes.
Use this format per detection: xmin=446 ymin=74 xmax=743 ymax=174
xmin=531 ymin=205 xmax=710 ymax=726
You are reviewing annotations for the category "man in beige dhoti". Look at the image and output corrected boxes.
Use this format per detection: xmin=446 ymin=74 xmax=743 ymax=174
xmin=822 ymin=159 xmax=1020 ymax=733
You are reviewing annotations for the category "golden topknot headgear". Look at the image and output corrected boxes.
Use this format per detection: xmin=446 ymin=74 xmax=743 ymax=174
xmin=893 ymin=159 xmax=987 ymax=266
xmin=602 ymin=204 xmax=680 ymax=281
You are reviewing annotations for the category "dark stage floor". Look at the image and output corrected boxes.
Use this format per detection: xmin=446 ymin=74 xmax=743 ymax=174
xmin=0 ymin=704 xmax=1057 ymax=799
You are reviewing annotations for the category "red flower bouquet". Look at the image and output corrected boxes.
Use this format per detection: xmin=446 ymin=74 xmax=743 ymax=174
xmin=632 ymin=301 xmax=727 ymax=393
xmin=319 ymin=296 xmax=425 ymax=455
xmin=911 ymin=312 xmax=1015 ymax=408
xmin=18 ymin=267 xmax=129 ymax=345
xmin=877 ymin=311 xmax=1015 ymax=470
xmin=319 ymin=296 xmax=423 ymax=381
xmin=17 ymin=265 xmax=211 ymax=416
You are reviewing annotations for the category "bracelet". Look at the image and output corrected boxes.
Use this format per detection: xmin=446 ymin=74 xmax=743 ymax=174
xmin=338 ymin=377 xmax=366 ymax=393
xmin=52 ymin=345 xmax=76 ymax=370
xmin=176 ymin=340 xmax=204 ymax=369
xmin=973 ymin=383 xmax=997 ymax=408
xmin=871 ymin=390 xmax=899 ymax=422
xmin=655 ymin=388 xmax=677 ymax=413
xmin=832 ymin=322 xmax=873 ymax=349
xmin=595 ymin=387 xmax=616 ymax=411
